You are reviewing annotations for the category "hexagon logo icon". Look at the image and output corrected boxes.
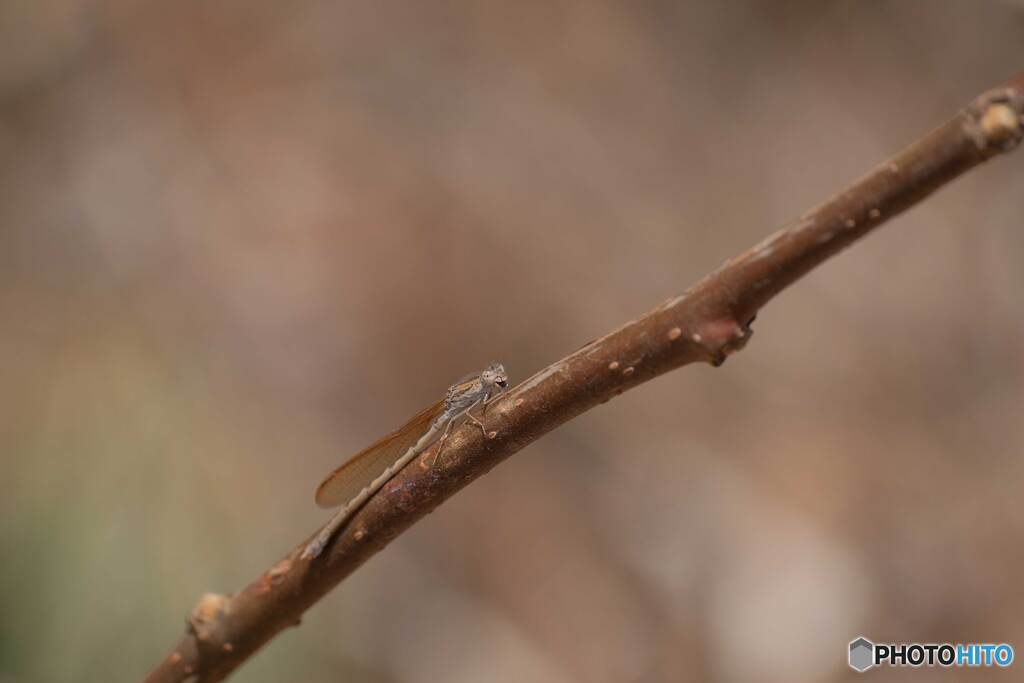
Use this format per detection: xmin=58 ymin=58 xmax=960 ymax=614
xmin=849 ymin=637 xmax=875 ymax=672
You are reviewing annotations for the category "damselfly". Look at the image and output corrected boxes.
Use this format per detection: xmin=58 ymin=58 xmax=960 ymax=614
xmin=301 ymin=363 xmax=509 ymax=559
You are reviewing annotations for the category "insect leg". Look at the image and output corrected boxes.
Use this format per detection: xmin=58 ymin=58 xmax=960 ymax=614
xmin=426 ymin=417 xmax=455 ymax=468
xmin=481 ymin=384 xmax=506 ymax=413
xmin=462 ymin=398 xmax=492 ymax=437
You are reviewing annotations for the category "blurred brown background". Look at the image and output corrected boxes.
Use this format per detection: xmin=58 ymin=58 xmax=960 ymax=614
xmin=2 ymin=2 xmax=1023 ymax=682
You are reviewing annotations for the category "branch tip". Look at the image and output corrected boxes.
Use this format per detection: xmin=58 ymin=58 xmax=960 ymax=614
xmin=966 ymin=87 xmax=1024 ymax=153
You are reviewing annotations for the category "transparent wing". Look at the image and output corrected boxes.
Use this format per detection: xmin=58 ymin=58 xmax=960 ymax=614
xmin=314 ymin=401 xmax=444 ymax=508
xmin=448 ymin=371 xmax=480 ymax=388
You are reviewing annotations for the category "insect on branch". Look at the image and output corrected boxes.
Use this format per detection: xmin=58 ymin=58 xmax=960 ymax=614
xmin=142 ymin=73 xmax=1024 ymax=683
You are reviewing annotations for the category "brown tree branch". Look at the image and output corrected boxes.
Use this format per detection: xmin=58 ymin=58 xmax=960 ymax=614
xmin=142 ymin=74 xmax=1024 ymax=683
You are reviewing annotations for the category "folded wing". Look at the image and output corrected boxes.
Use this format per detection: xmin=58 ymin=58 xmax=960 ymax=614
xmin=314 ymin=401 xmax=444 ymax=509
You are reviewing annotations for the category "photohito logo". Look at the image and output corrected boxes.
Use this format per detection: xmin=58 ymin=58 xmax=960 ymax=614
xmin=848 ymin=636 xmax=1014 ymax=672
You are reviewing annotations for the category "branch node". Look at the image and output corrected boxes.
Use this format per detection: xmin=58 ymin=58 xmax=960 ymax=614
xmin=269 ymin=558 xmax=292 ymax=577
xmin=187 ymin=592 xmax=231 ymax=643
xmin=695 ymin=316 xmax=755 ymax=366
